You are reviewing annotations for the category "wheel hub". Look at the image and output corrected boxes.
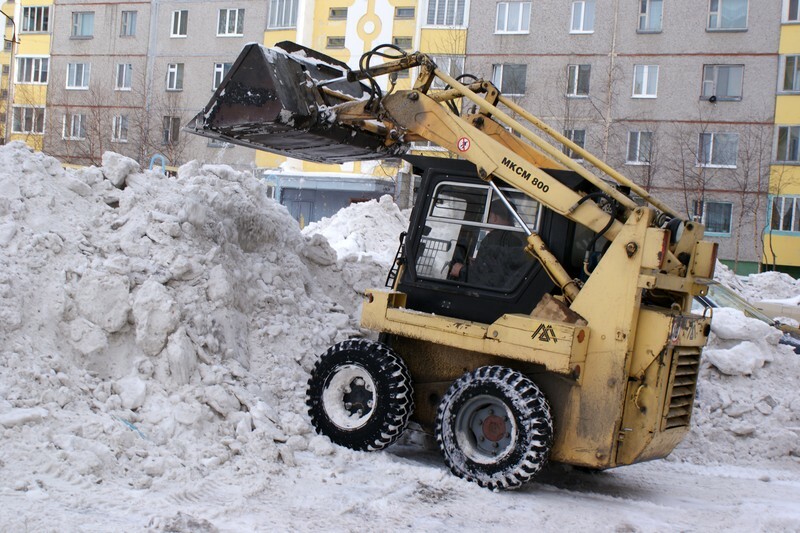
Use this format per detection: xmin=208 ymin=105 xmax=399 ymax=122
xmin=481 ymin=414 xmax=507 ymax=442
xmin=322 ymin=364 xmax=376 ymax=430
xmin=456 ymin=395 xmax=516 ymax=463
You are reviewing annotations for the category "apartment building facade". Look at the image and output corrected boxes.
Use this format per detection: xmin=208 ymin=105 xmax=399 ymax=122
xmin=465 ymin=0 xmax=781 ymax=274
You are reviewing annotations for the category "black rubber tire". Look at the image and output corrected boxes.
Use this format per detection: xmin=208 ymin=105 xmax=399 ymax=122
xmin=435 ymin=365 xmax=553 ymax=490
xmin=307 ymin=339 xmax=414 ymax=451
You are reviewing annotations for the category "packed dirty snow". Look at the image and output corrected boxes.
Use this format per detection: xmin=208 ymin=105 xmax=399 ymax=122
xmin=0 ymin=142 xmax=798 ymax=531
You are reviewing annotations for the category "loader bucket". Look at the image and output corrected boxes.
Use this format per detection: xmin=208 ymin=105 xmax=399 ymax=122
xmin=186 ymin=42 xmax=407 ymax=164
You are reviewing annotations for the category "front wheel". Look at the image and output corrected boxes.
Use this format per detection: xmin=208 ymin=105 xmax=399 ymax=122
xmin=307 ymin=339 xmax=414 ymax=451
xmin=435 ymin=365 xmax=553 ymax=490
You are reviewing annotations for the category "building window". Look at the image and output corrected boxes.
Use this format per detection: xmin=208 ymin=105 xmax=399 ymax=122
xmin=566 ymin=64 xmax=591 ymax=97
xmin=698 ymin=132 xmax=738 ymax=167
xmin=496 ymin=2 xmax=531 ymax=33
xmin=771 ymin=196 xmax=800 ymax=232
xmin=116 ymin=63 xmax=132 ymax=90
xmin=166 ymin=63 xmax=184 ymax=91
xmin=638 ymin=0 xmax=662 ymax=32
xmin=4 ymin=41 xmax=10 ymax=52
xmin=396 ymin=7 xmax=415 ymax=18
xmin=781 ymin=56 xmax=800 ymax=93
xmin=326 ymin=36 xmax=345 ymax=48
xmin=212 ymin=62 xmax=232 ymax=90
xmin=785 ymin=0 xmax=799 ymax=22
xmin=693 ymin=200 xmax=733 ymax=234
xmin=701 ymin=64 xmax=743 ymax=101
xmin=633 ymin=65 xmax=658 ymax=98
xmin=63 ymin=114 xmax=87 ymax=140
xmin=776 ymin=125 xmax=800 ymax=163
xmin=329 ymin=7 xmax=347 ymax=19
xmin=393 ymin=36 xmax=413 ymax=49
xmin=570 ymin=0 xmax=595 ymax=33
xmin=708 ymin=0 xmax=748 ymax=30
xmin=431 ymin=55 xmax=465 ymax=89
xmin=120 ymin=11 xmax=137 ymax=36
xmin=171 ymin=10 xmax=188 ymax=37
xmin=218 ymin=8 xmax=244 ymax=36
xmin=66 ymin=62 xmax=90 ymax=89
xmin=163 ymin=116 xmax=181 ymax=145
xmin=492 ymin=63 xmax=526 ymax=95
xmin=563 ymin=129 xmax=586 ymax=159
xmin=11 ymin=106 xmax=45 ymax=134
xmin=71 ymin=12 xmax=94 ymax=38
xmin=269 ymin=0 xmax=298 ymax=29
xmin=627 ymin=131 xmax=653 ymax=164
xmin=21 ymin=6 xmax=49 ymax=33
xmin=112 ymin=115 xmax=129 ymax=142
xmin=426 ymin=0 xmax=467 ymax=26
xmin=15 ymin=57 xmax=48 ymax=84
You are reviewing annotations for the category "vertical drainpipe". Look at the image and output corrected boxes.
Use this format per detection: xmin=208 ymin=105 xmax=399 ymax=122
xmin=144 ymin=0 xmax=158 ymax=161
xmin=603 ymin=0 xmax=620 ymax=161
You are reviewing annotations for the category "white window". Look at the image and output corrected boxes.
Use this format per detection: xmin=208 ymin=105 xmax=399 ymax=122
xmin=785 ymin=0 xmax=799 ymax=22
xmin=693 ymin=200 xmax=732 ymax=234
xmin=431 ymin=55 xmax=465 ymax=89
xmin=708 ymin=0 xmax=748 ymax=30
xmin=163 ymin=116 xmax=181 ymax=145
xmin=627 ymin=131 xmax=653 ymax=164
xmin=269 ymin=0 xmax=298 ymax=29
xmin=66 ymin=62 xmax=90 ymax=89
xmin=491 ymin=64 xmax=526 ymax=95
xmin=171 ymin=10 xmax=188 ymax=37
xmin=116 ymin=63 xmax=133 ymax=90
xmin=218 ymin=8 xmax=244 ymax=36
xmin=638 ymin=0 xmax=663 ymax=32
xmin=771 ymin=196 xmax=800 ymax=233
xmin=71 ymin=12 xmax=94 ymax=37
xmin=698 ymin=132 xmax=738 ymax=167
xmin=781 ymin=55 xmax=800 ymax=93
xmin=563 ymin=129 xmax=586 ymax=159
xmin=427 ymin=0 xmax=467 ymax=26
xmin=112 ymin=115 xmax=129 ymax=142
xmin=701 ymin=65 xmax=743 ymax=101
xmin=633 ymin=65 xmax=659 ymax=98
xmin=213 ymin=62 xmax=232 ymax=90
xmin=121 ymin=11 xmax=137 ymax=36
xmin=570 ymin=1 xmax=595 ymax=33
xmin=567 ymin=64 xmax=591 ymax=97
xmin=776 ymin=125 xmax=800 ymax=163
xmin=496 ymin=2 xmax=531 ymax=33
xmin=15 ymin=57 xmax=48 ymax=84
xmin=11 ymin=106 xmax=45 ymax=134
xmin=166 ymin=63 xmax=184 ymax=91
xmin=63 ymin=114 xmax=87 ymax=140
xmin=21 ymin=6 xmax=49 ymax=33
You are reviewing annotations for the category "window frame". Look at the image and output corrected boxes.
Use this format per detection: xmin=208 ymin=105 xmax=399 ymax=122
xmin=21 ymin=6 xmax=49 ymax=34
xmin=693 ymin=199 xmax=733 ymax=235
xmin=162 ymin=116 xmax=181 ymax=145
xmin=770 ymin=196 xmax=800 ymax=233
xmin=112 ymin=114 xmax=129 ymax=143
xmin=395 ymin=7 xmax=415 ymax=19
xmin=425 ymin=0 xmax=468 ymax=27
xmin=701 ymin=64 xmax=744 ymax=101
xmin=392 ymin=36 xmax=413 ymax=50
xmin=563 ymin=129 xmax=586 ymax=160
xmin=326 ymin=36 xmax=345 ymax=49
xmin=71 ymin=11 xmax=95 ymax=38
xmin=780 ymin=55 xmax=800 ymax=93
xmin=495 ymin=2 xmax=531 ymax=34
xmin=431 ymin=55 xmax=465 ymax=89
xmin=784 ymin=0 xmax=800 ymax=22
xmin=626 ymin=130 xmax=653 ymax=165
xmin=66 ymin=62 xmax=91 ymax=90
xmin=566 ymin=64 xmax=591 ymax=97
xmin=166 ymin=63 xmax=184 ymax=91
xmin=776 ymin=125 xmax=800 ymax=163
xmin=632 ymin=64 xmax=659 ymax=98
xmin=11 ymin=105 xmax=45 ymax=134
xmin=115 ymin=63 xmax=133 ymax=91
xmin=638 ymin=0 xmax=663 ymax=33
xmin=120 ymin=10 xmax=137 ymax=36
xmin=697 ymin=131 xmax=739 ymax=168
xmin=570 ymin=0 xmax=595 ymax=34
xmin=62 ymin=113 xmax=87 ymax=141
xmin=212 ymin=62 xmax=232 ymax=90
xmin=707 ymin=0 xmax=748 ymax=31
xmin=491 ymin=63 xmax=527 ymax=96
xmin=171 ymin=10 xmax=188 ymax=37
xmin=328 ymin=7 xmax=347 ymax=20
xmin=268 ymin=0 xmax=298 ymax=29
xmin=217 ymin=8 xmax=244 ymax=36
xmin=15 ymin=56 xmax=49 ymax=84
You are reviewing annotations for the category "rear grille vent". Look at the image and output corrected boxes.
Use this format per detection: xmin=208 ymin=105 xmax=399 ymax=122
xmin=663 ymin=349 xmax=701 ymax=430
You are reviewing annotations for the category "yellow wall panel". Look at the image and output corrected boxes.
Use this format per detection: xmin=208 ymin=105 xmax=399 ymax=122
xmin=776 ymin=95 xmax=800 ymax=123
xmin=770 ymin=165 xmax=800 ymax=195
xmin=763 ymin=233 xmax=800 ymax=266
xmin=779 ymin=24 xmax=800 ymax=54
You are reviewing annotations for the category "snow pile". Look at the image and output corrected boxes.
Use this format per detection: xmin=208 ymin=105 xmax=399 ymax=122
xmin=715 ymin=262 xmax=800 ymax=302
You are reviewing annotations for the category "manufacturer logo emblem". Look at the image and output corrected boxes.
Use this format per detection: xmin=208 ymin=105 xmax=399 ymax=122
xmin=532 ymin=323 xmax=558 ymax=343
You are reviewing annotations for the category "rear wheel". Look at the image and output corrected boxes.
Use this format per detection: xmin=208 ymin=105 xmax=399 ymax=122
xmin=307 ymin=339 xmax=414 ymax=451
xmin=435 ymin=365 xmax=553 ymax=490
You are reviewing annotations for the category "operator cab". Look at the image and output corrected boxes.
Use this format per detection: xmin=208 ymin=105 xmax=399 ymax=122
xmin=394 ymin=156 xmax=602 ymax=325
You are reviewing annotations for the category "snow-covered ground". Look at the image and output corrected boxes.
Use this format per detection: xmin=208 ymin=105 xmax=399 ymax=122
xmin=0 ymin=142 xmax=798 ymax=532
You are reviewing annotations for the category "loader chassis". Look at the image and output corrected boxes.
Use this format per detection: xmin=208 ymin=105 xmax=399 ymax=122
xmin=187 ymin=41 xmax=717 ymax=489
